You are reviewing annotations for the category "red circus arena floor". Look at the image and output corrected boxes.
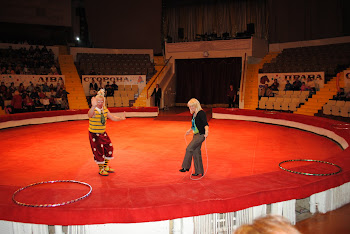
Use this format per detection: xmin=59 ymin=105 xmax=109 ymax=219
xmin=0 ymin=107 xmax=349 ymax=225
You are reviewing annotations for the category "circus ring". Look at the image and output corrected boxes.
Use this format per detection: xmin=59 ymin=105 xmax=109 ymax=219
xmin=0 ymin=107 xmax=349 ymax=234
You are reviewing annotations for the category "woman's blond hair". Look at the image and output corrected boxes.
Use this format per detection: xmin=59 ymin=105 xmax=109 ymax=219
xmin=187 ymin=98 xmax=203 ymax=113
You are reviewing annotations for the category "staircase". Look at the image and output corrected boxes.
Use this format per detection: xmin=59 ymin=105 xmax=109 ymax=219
xmin=294 ymin=72 xmax=345 ymax=116
xmin=133 ymin=66 xmax=165 ymax=107
xmin=58 ymin=55 xmax=89 ymax=110
xmin=243 ymin=52 xmax=280 ymax=110
xmin=133 ymin=56 xmax=169 ymax=107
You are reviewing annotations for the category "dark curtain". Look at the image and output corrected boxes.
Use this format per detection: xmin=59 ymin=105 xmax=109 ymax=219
xmin=176 ymin=57 xmax=242 ymax=104
xmin=163 ymin=0 xmax=268 ymax=42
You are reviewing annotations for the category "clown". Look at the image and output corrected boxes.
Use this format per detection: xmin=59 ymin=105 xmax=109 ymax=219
xmin=88 ymin=89 xmax=126 ymax=176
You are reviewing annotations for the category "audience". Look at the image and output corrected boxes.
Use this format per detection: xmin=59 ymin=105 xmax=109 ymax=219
xmin=292 ymin=77 xmax=302 ymax=91
xmin=23 ymin=94 xmax=34 ymax=112
xmin=261 ymin=84 xmax=273 ymax=97
xmin=111 ymin=81 xmax=118 ymax=91
xmin=0 ymin=81 xmax=68 ymax=113
xmin=0 ymin=46 xmax=59 ymax=75
xmin=300 ymin=82 xmax=308 ymax=91
xmin=105 ymin=82 xmax=114 ymax=96
xmin=11 ymin=91 xmax=23 ymax=114
xmin=89 ymin=80 xmax=98 ymax=91
xmin=270 ymin=79 xmax=279 ymax=91
xmin=306 ymin=77 xmax=316 ymax=94
xmin=284 ymin=80 xmax=293 ymax=91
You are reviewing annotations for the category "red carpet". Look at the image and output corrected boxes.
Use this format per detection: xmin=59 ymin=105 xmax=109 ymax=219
xmin=0 ymin=113 xmax=349 ymax=225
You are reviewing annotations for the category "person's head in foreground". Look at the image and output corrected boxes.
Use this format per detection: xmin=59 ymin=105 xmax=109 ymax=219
xmin=234 ymin=215 xmax=301 ymax=234
xmin=187 ymin=98 xmax=203 ymax=114
xmin=95 ymin=89 xmax=105 ymax=109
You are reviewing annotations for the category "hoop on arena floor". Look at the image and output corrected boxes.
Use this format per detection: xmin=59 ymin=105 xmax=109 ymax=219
xmin=12 ymin=180 xmax=92 ymax=207
xmin=279 ymin=159 xmax=342 ymax=176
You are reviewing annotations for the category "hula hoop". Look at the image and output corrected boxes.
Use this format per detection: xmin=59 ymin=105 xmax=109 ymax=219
xmin=279 ymin=159 xmax=342 ymax=176
xmin=12 ymin=180 xmax=92 ymax=207
xmin=332 ymin=123 xmax=350 ymax=130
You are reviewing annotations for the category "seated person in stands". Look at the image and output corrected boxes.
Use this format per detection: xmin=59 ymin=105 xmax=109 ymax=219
xmin=0 ymin=67 xmax=6 ymax=74
xmin=48 ymin=90 xmax=57 ymax=110
xmin=50 ymin=64 xmax=58 ymax=74
xmin=111 ymin=81 xmax=118 ymax=91
xmin=56 ymin=82 xmax=61 ymax=92
xmin=35 ymin=84 xmax=42 ymax=92
xmin=30 ymin=88 xmax=41 ymax=107
xmin=300 ymin=82 xmax=308 ymax=91
xmin=261 ymin=84 xmax=273 ymax=97
xmin=9 ymin=67 xmax=15 ymax=74
xmin=18 ymin=83 xmax=25 ymax=93
xmin=307 ymin=77 xmax=316 ymax=94
xmin=9 ymin=82 xmax=16 ymax=94
xmin=39 ymin=90 xmax=49 ymax=110
xmin=0 ymin=93 xmax=5 ymax=109
xmin=42 ymin=82 xmax=50 ymax=92
xmin=49 ymin=84 xmax=55 ymax=91
xmin=90 ymin=80 xmax=98 ymax=91
xmin=345 ymin=91 xmax=350 ymax=101
xmin=23 ymin=64 xmax=29 ymax=74
xmin=292 ymin=77 xmax=301 ymax=91
xmin=4 ymin=89 xmax=13 ymax=100
xmin=270 ymin=79 xmax=279 ymax=91
xmin=105 ymin=82 xmax=114 ymax=96
xmin=334 ymin=88 xmax=345 ymax=100
xmin=11 ymin=91 xmax=23 ymax=114
xmin=23 ymin=94 xmax=34 ymax=112
xmin=15 ymin=64 xmax=22 ymax=74
xmin=26 ymin=82 xmax=35 ymax=93
xmin=56 ymin=87 xmax=63 ymax=98
xmin=89 ymin=86 xmax=97 ymax=97
xmin=284 ymin=80 xmax=293 ymax=91
xmin=21 ymin=90 xmax=28 ymax=99
xmin=39 ymin=90 xmax=47 ymax=99
xmin=0 ymin=82 xmax=7 ymax=94
xmin=89 ymin=69 xmax=97 ymax=75
xmin=60 ymin=87 xmax=70 ymax=110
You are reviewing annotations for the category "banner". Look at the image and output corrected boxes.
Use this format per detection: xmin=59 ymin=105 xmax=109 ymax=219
xmin=0 ymin=75 xmax=65 ymax=87
xmin=258 ymin=72 xmax=325 ymax=91
xmin=82 ymin=75 xmax=146 ymax=96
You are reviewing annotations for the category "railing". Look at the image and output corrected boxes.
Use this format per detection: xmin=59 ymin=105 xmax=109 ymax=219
xmin=147 ymin=56 xmax=172 ymax=98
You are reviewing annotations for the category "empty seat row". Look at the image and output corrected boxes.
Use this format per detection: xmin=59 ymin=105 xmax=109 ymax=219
xmin=119 ymin=85 xmax=138 ymax=92
xmin=114 ymin=90 xmax=136 ymax=99
xmin=274 ymin=90 xmax=310 ymax=96
xmin=323 ymin=100 xmax=350 ymax=117
xmin=106 ymin=96 xmax=130 ymax=107
xmin=258 ymin=97 xmax=303 ymax=112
